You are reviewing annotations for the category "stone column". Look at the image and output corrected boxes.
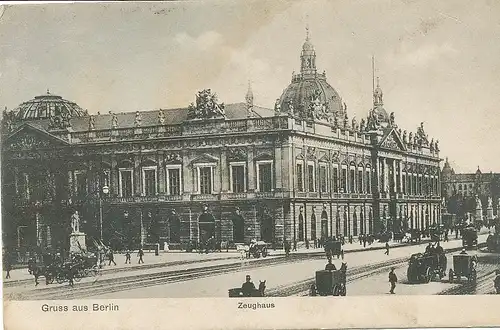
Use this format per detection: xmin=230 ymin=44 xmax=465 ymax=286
xmin=111 ymin=154 xmax=118 ymax=196
xmin=134 ymin=153 xmax=141 ymax=196
xmin=281 ymin=144 xmax=291 ymax=192
xmin=158 ymin=151 xmax=165 ymax=194
xmin=220 ymin=148 xmax=229 ymax=192
xmin=247 ymin=147 xmax=255 ymax=192
xmin=274 ymin=145 xmax=283 ymax=190
xmin=182 ymin=151 xmax=192 ymax=197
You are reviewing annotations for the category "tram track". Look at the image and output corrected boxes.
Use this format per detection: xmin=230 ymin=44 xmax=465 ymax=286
xmin=438 ymin=265 xmax=499 ymax=295
xmin=11 ymin=253 xmax=320 ymax=300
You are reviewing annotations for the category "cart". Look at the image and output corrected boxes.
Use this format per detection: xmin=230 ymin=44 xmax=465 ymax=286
xmin=311 ymin=269 xmax=346 ymax=296
xmin=324 ymin=239 xmax=342 ymax=259
xmin=448 ymin=254 xmax=477 ymax=283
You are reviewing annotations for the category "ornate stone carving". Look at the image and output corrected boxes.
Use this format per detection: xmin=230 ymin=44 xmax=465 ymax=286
xmin=111 ymin=114 xmax=118 ymax=129
xmin=343 ymin=113 xmax=349 ymax=129
xmin=306 ymin=146 xmax=316 ymax=160
xmin=274 ymin=99 xmax=281 ymax=113
xmin=88 ymin=115 xmax=95 ymax=130
xmin=416 ymin=122 xmax=429 ymax=146
xmin=8 ymin=133 xmax=53 ymax=150
xmin=351 ymin=117 xmax=358 ymax=131
xmin=360 ymin=118 xmax=366 ymax=132
xmin=227 ymin=148 xmax=247 ymax=161
xmin=158 ymin=109 xmax=165 ymax=125
xmin=187 ymin=89 xmax=225 ymax=120
xmin=165 ymin=153 xmax=182 ymax=163
xmin=48 ymin=105 xmax=71 ymax=130
xmin=408 ymin=132 xmax=414 ymax=146
xmin=382 ymin=134 xmax=399 ymax=150
xmin=389 ymin=112 xmax=395 ymax=126
xmin=134 ymin=111 xmax=142 ymax=127
xmin=435 ymin=139 xmax=439 ymax=152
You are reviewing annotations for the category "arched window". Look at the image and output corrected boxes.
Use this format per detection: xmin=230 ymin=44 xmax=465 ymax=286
xmin=310 ymin=213 xmax=317 ymax=241
xmin=353 ymin=210 xmax=358 ymax=236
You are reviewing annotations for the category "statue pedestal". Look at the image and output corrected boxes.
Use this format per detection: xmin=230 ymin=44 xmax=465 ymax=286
xmin=69 ymin=232 xmax=87 ymax=254
xmin=475 ymin=208 xmax=483 ymax=224
xmin=487 ymin=207 xmax=494 ymax=222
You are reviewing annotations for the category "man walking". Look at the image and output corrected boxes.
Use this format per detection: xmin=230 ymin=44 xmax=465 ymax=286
xmin=384 ymin=242 xmax=390 ymax=255
xmin=137 ymin=248 xmax=144 ymax=264
xmin=108 ymin=250 xmax=117 ymax=266
xmin=124 ymin=250 xmax=131 ymax=264
xmin=4 ymin=254 xmax=11 ymax=279
xmin=389 ymin=267 xmax=398 ymax=294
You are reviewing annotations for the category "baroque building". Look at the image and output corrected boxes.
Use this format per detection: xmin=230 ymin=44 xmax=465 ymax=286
xmin=441 ymin=159 xmax=500 ymax=218
xmin=1 ymin=32 xmax=442 ymax=253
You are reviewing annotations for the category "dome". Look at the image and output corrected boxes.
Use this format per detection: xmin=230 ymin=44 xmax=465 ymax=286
xmin=277 ymin=31 xmax=345 ymax=122
xmin=278 ymin=74 xmax=344 ymax=120
xmin=11 ymin=90 xmax=88 ymax=121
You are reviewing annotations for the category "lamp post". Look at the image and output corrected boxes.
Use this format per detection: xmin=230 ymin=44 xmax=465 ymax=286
xmin=99 ymin=185 xmax=109 ymax=242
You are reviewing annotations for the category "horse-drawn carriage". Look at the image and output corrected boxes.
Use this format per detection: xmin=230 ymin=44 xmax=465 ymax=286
xmin=448 ymin=253 xmax=477 ymax=283
xmin=486 ymin=233 xmax=500 ymax=252
xmin=408 ymin=229 xmax=422 ymax=243
xmin=228 ymin=281 xmax=266 ymax=297
xmin=407 ymin=252 xmax=447 ymax=284
xmin=462 ymin=226 xmax=478 ymax=249
xmin=429 ymin=224 xmax=445 ymax=242
xmin=324 ymin=238 xmax=343 ymax=259
xmin=311 ymin=264 xmax=347 ymax=296
xmin=236 ymin=240 xmax=269 ymax=259
xmin=30 ymin=253 xmax=99 ymax=286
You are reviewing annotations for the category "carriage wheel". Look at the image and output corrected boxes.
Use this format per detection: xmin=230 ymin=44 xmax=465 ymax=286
xmin=262 ymin=249 xmax=268 ymax=258
xmin=56 ymin=273 xmax=66 ymax=284
xmin=470 ymin=269 xmax=477 ymax=283
xmin=448 ymin=269 xmax=454 ymax=283
xmin=340 ymin=284 xmax=346 ymax=296
xmin=73 ymin=273 xmax=82 ymax=283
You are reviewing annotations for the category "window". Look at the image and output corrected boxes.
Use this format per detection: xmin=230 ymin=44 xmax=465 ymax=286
xmin=257 ymin=161 xmax=273 ymax=192
xmin=319 ymin=164 xmax=327 ymax=193
xmin=296 ymin=163 xmax=304 ymax=191
xmin=357 ymin=169 xmax=363 ymax=193
xmin=75 ymin=171 xmax=87 ymax=198
xmin=307 ymin=162 xmax=315 ymax=192
xmin=341 ymin=168 xmax=347 ymax=193
xmin=402 ymin=174 xmax=406 ymax=194
xmin=119 ymin=169 xmax=133 ymax=197
xmin=167 ymin=167 xmax=181 ymax=195
xmin=332 ymin=166 xmax=339 ymax=193
xmin=349 ymin=167 xmax=355 ymax=193
xmin=298 ymin=214 xmax=304 ymax=241
xmin=230 ymin=163 xmax=246 ymax=193
xmin=396 ymin=166 xmax=401 ymax=193
xmin=365 ymin=169 xmax=371 ymax=193
xmin=199 ymin=167 xmax=213 ymax=194
xmin=142 ymin=167 xmax=157 ymax=196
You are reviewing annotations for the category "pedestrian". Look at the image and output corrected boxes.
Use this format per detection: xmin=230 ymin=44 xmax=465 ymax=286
xmin=444 ymin=231 xmax=449 ymax=242
xmin=4 ymin=255 xmax=11 ymax=279
xmin=293 ymin=239 xmax=297 ymax=252
xmin=363 ymin=236 xmax=367 ymax=248
xmin=108 ymin=250 xmax=116 ymax=266
xmin=389 ymin=267 xmax=398 ymax=294
xmin=305 ymin=239 xmax=309 ymax=249
xmin=138 ymin=248 xmax=144 ymax=264
xmin=384 ymin=242 xmax=390 ymax=255
xmin=125 ymin=251 xmax=131 ymax=264
xmin=313 ymin=239 xmax=317 ymax=249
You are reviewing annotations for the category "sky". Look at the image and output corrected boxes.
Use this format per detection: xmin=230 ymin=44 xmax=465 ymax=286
xmin=0 ymin=0 xmax=499 ymax=173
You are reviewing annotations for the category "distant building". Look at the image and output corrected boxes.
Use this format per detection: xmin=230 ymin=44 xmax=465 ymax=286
xmin=1 ymin=31 xmax=442 ymax=254
xmin=441 ymin=159 xmax=500 ymax=218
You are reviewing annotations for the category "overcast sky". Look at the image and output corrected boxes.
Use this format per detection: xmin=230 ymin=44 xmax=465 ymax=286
xmin=1 ymin=1 xmax=499 ymax=173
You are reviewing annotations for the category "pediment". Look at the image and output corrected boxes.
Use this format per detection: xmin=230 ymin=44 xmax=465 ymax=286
xmin=191 ymin=153 xmax=219 ymax=164
xmin=379 ymin=128 xmax=406 ymax=151
xmin=253 ymin=152 xmax=273 ymax=161
xmin=3 ymin=124 xmax=68 ymax=151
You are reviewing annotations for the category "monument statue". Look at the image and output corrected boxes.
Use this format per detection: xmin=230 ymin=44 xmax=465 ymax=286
xmin=475 ymin=195 xmax=482 ymax=209
xmin=71 ymin=211 xmax=81 ymax=233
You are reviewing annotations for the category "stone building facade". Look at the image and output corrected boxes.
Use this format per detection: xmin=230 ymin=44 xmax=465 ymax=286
xmin=441 ymin=159 xmax=500 ymax=219
xmin=1 ymin=33 xmax=442 ymax=252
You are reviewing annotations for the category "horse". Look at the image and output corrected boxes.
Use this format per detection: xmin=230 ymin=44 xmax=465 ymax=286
xmin=258 ymin=280 xmax=266 ymax=297
xmin=236 ymin=244 xmax=249 ymax=260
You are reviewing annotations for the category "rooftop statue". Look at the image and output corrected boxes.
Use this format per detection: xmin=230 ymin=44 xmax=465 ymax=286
xmin=88 ymin=115 xmax=95 ymax=130
xmin=111 ymin=113 xmax=118 ymax=129
xmin=134 ymin=111 xmax=142 ymax=127
xmin=158 ymin=109 xmax=165 ymax=125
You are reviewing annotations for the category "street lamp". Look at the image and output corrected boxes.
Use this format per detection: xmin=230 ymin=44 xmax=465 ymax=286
xmin=99 ymin=185 xmax=109 ymax=242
